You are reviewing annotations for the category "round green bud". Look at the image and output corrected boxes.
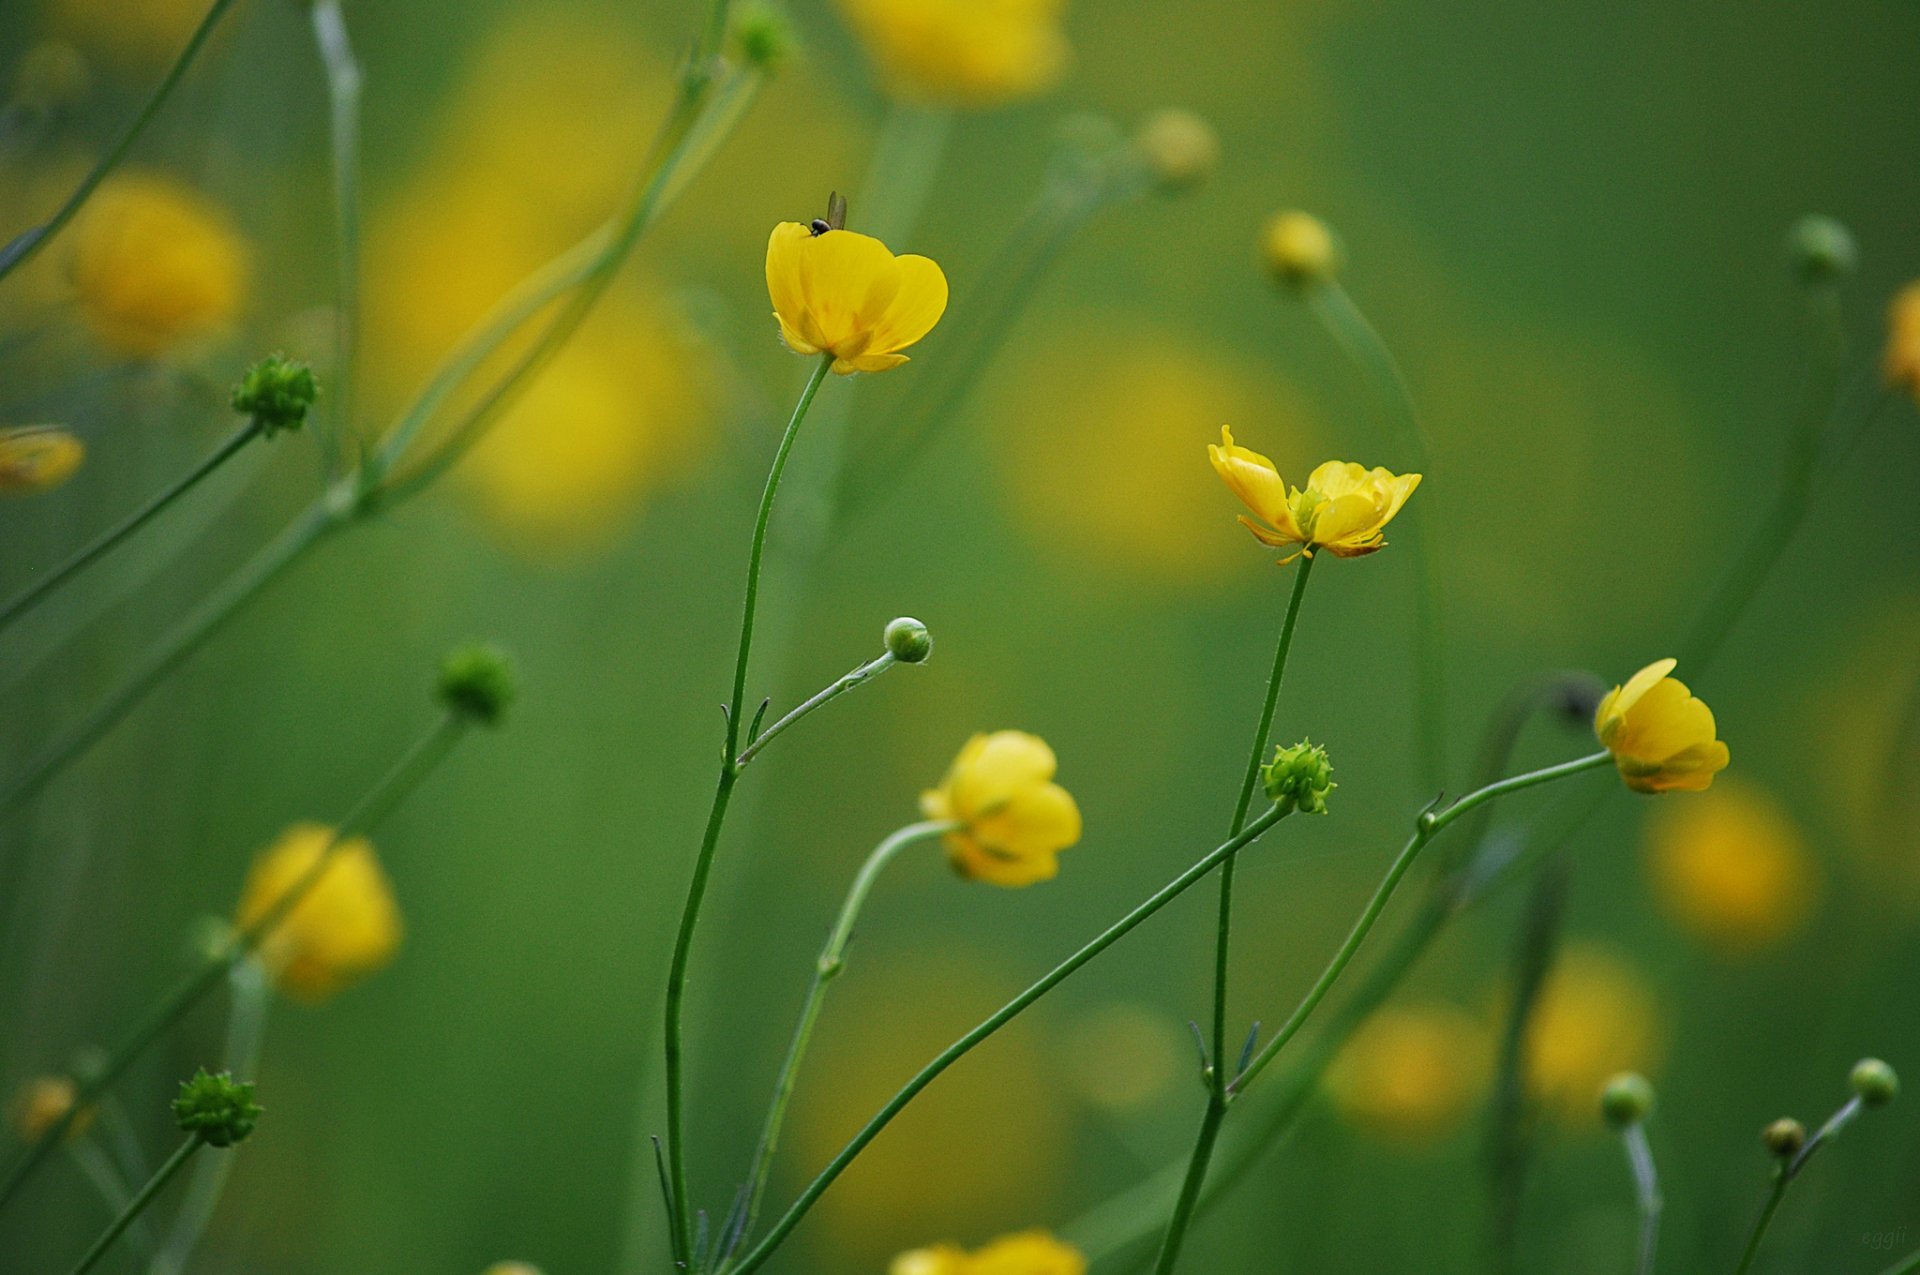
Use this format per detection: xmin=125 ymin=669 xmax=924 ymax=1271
xmin=437 ymin=643 xmax=519 ymax=726
xmin=1599 ymin=1072 xmax=1655 ymax=1129
xmin=1762 ymin=1117 xmax=1806 ymax=1159
xmin=1135 ymin=109 xmax=1219 ymax=194
xmin=172 ymin=1069 xmax=262 ymax=1148
xmin=1850 ymin=1057 xmax=1899 ymax=1108
xmin=231 ymin=355 xmax=318 ymax=436
xmin=1264 ymin=740 xmax=1335 ymax=814
xmin=1786 ymin=214 xmax=1857 ymax=284
xmin=883 ymin=617 xmax=933 ymax=664
xmin=730 ymin=4 xmax=796 ymax=71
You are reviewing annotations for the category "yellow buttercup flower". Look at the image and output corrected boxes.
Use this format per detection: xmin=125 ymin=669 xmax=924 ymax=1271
xmin=1208 ymin=426 xmax=1419 ymax=564
xmin=892 ymin=1230 xmax=1086 ymax=1275
xmin=1327 ymin=1004 xmax=1493 ymax=1142
xmin=1594 ymin=658 xmax=1730 ymax=794
xmin=836 ymin=0 xmax=1069 ymax=108
xmin=67 ymin=172 xmax=246 ymax=358
xmin=0 ymin=426 xmax=84 ymax=494
xmin=766 ymin=220 xmax=947 ymax=375
xmin=921 ymin=732 xmax=1081 ymax=886
xmin=1884 ymin=281 xmax=1920 ymax=402
xmin=1645 ymin=781 xmax=1815 ymax=953
xmin=233 ymin=824 xmax=403 ymax=1004
xmin=1524 ymin=943 xmax=1662 ymax=1123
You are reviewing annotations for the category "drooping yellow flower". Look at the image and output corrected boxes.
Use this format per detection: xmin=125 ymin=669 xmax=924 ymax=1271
xmin=1594 ymin=658 xmax=1730 ymax=794
xmin=1327 ymin=1004 xmax=1493 ymax=1142
xmin=766 ymin=221 xmax=947 ymax=375
xmin=10 ymin=1075 xmax=90 ymax=1141
xmin=67 ymin=172 xmax=246 ymax=358
xmin=892 ymin=1230 xmax=1086 ymax=1275
xmin=1884 ymin=281 xmax=1920 ymax=402
xmin=0 ymin=426 xmax=84 ymax=494
xmin=1524 ymin=943 xmax=1662 ymax=1123
xmin=1645 ymin=781 xmax=1815 ymax=953
xmin=836 ymin=0 xmax=1069 ymax=108
xmin=233 ymin=824 xmax=403 ymax=1004
xmin=1208 ymin=426 xmax=1419 ymax=564
xmin=920 ymin=732 xmax=1081 ymax=886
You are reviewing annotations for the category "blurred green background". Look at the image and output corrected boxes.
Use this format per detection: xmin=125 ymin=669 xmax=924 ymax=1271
xmin=2 ymin=0 xmax=1918 ymax=1271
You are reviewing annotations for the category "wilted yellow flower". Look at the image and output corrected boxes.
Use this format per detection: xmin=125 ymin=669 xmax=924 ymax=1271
xmin=1327 ymin=1004 xmax=1493 ymax=1142
xmin=1524 ymin=944 xmax=1661 ymax=1122
xmin=233 ymin=824 xmax=403 ymax=1003
xmin=1261 ymin=211 xmax=1339 ymax=288
xmin=1645 ymin=782 xmax=1815 ymax=953
xmin=67 ymin=172 xmax=246 ymax=358
xmin=836 ymin=0 xmax=1069 ymax=108
xmin=892 ymin=1230 xmax=1086 ymax=1275
xmin=766 ymin=221 xmax=948 ymax=375
xmin=1209 ymin=426 xmax=1419 ymax=564
xmin=1595 ymin=658 xmax=1730 ymax=794
xmin=921 ymin=732 xmax=1081 ymax=886
xmin=0 ymin=426 xmax=84 ymax=494
xmin=1884 ymin=281 xmax=1920 ymax=402
xmin=10 ymin=1075 xmax=90 ymax=1141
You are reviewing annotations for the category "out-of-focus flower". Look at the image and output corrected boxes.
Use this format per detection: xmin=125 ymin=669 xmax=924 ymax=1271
xmin=892 ymin=1230 xmax=1086 ymax=1275
xmin=921 ymin=732 xmax=1081 ymax=886
xmin=1261 ymin=211 xmax=1339 ymax=289
xmin=43 ymin=0 xmax=204 ymax=67
xmin=0 ymin=426 xmax=84 ymax=494
xmin=11 ymin=42 xmax=90 ymax=111
xmin=1884 ymin=282 xmax=1920 ymax=403
xmin=1326 ymin=1004 xmax=1492 ymax=1142
xmin=1135 ymin=109 xmax=1218 ymax=193
xmin=836 ymin=0 xmax=1069 ymax=108
xmin=480 ymin=1265 xmax=544 ymax=1275
xmin=10 ymin=1075 xmax=90 ymax=1141
xmin=1056 ymin=1003 xmax=1184 ymax=1114
xmin=766 ymin=221 xmax=948 ymax=374
xmin=1523 ymin=943 xmax=1661 ymax=1123
xmin=67 ymin=172 xmax=246 ymax=358
xmin=1209 ymin=426 xmax=1419 ymax=564
xmin=1595 ymin=658 xmax=1729 ymax=794
xmin=233 ymin=824 xmax=402 ymax=1004
xmin=1644 ymin=781 xmax=1814 ymax=953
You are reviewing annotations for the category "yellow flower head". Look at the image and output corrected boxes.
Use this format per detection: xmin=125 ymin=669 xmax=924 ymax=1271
xmin=766 ymin=220 xmax=948 ymax=375
xmin=67 ymin=173 xmax=247 ymax=358
xmin=233 ymin=824 xmax=403 ymax=1004
xmin=1594 ymin=658 xmax=1730 ymax=794
xmin=1524 ymin=943 xmax=1661 ymax=1123
xmin=1645 ymin=782 xmax=1815 ymax=953
xmin=1208 ymin=426 xmax=1419 ymax=564
xmin=1884 ymin=281 xmax=1920 ymax=402
xmin=0 ymin=426 xmax=84 ymax=494
xmin=836 ymin=0 xmax=1069 ymax=108
xmin=10 ymin=1075 xmax=90 ymax=1142
xmin=892 ymin=1230 xmax=1086 ymax=1275
xmin=1327 ymin=1004 xmax=1492 ymax=1143
xmin=920 ymin=731 xmax=1081 ymax=887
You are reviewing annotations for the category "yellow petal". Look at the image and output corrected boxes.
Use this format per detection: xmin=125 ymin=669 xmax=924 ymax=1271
xmin=866 ymin=253 xmax=948 ymax=356
xmin=1596 ymin=658 xmax=1679 ymax=739
xmin=1208 ymin=426 xmax=1298 ymax=536
xmin=969 ymin=780 xmax=1082 ymax=860
xmin=948 ymin=730 xmax=1058 ymax=815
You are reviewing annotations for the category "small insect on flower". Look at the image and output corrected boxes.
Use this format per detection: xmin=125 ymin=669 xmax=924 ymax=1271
xmin=836 ymin=0 xmax=1070 ymax=109
xmin=1208 ymin=426 xmax=1419 ymax=565
xmin=233 ymin=824 xmax=403 ymax=1003
xmin=920 ymin=731 xmax=1081 ymax=887
xmin=765 ymin=208 xmax=948 ymax=375
xmin=891 ymin=1229 xmax=1087 ymax=1275
xmin=1594 ymin=658 xmax=1730 ymax=794
xmin=67 ymin=172 xmax=247 ymax=358
xmin=0 ymin=426 xmax=84 ymax=494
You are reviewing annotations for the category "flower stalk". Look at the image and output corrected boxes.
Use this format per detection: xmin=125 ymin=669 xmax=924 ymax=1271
xmin=308 ymin=0 xmax=364 ymax=469
xmin=64 ymin=1135 xmax=202 ymax=1275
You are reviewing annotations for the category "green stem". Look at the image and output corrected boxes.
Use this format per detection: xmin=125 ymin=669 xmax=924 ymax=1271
xmin=1879 ymin=1248 xmax=1920 ymax=1275
xmin=0 ymin=0 xmax=241 ymax=281
xmin=66 ymin=1140 xmax=154 ymax=1256
xmin=1733 ymin=1173 xmax=1788 ymax=1275
xmin=65 ymin=1136 xmax=202 ymax=1275
xmin=1731 ymin=1094 xmax=1863 ymax=1275
xmin=1621 ymin=1123 xmax=1661 ymax=1275
xmin=734 ymin=651 xmax=895 ymax=769
xmin=0 ymin=419 xmax=263 ymax=633
xmin=309 ymin=0 xmax=362 ymax=470
xmin=854 ymin=105 xmax=954 ymax=247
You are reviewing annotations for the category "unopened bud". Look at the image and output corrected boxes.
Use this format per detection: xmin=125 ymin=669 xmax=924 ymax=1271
xmin=883 ymin=617 xmax=933 ymax=664
xmin=172 ymin=1069 xmax=262 ymax=1148
xmin=1261 ymin=211 xmax=1339 ymax=290
xmin=1850 ymin=1057 xmax=1899 ymax=1108
xmin=1600 ymin=1072 xmax=1655 ymax=1130
xmin=1762 ymin=1117 xmax=1806 ymax=1159
xmin=1264 ymin=740 xmax=1335 ymax=814
xmin=1786 ymin=215 xmax=1857 ymax=284
xmin=231 ymin=355 xmax=317 ymax=436
xmin=437 ymin=643 xmax=518 ymax=726
xmin=1135 ymin=109 xmax=1218 ymax=194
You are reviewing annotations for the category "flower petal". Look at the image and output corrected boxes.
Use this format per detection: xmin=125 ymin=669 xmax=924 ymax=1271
xmin=867 ymin=253 xmax=948 ymax=355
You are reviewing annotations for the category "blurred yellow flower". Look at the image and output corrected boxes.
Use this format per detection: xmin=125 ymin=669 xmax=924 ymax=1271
xmin=921 ymin=732 xmax=1081 ymax=886
xmin=766 ymin=221 xmax=948 ymax=375
xmin=1209 ymin=426 xmax=1420 ymax=564
xmin=1644 ymin=781 xmax=1815 ymax=953
xmin=43 ymin=0 xmax=204 ymax=66
xmin=0 ymin=426 xmax=84 ymax=494
xmin=1884 ymin=281 xmax=1920 ymax=402
xmin=234 ymin=824 xmax=403 ymax=1004
xmin=1326 ymin=1004 xmax=1492 ymax=1142
xmin=1524 ymin=943 xmax=1661 ymax=1122
xmin=836 ymin=0 xmax=1069 ymax=108
xmin=892 ymin=1230 xmax=1086 ymax=1275
xmin=67 ymin=172 xmax=246 ymax=358
xmin=1261 ymin=211 xmax=1339 ymax=289
xmin=10 ymin=1075 xmax=89 ymax=1141
xmin=1595 ymin=658 xmax=1730 ymax=794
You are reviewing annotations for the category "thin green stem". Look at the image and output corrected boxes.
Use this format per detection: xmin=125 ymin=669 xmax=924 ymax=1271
xmin=735 ymin=651 xmax=895 ymax=769
xmin=0 ymin=0 xmax=240 ymax=281
xmin=1879 ymin=1248 xmax=1920 ymax=1275
xmin=1621 ymin=1123 xmax=1661 ymax=1275
xmin=1732 ymin=1095 xmax=1863 ymax=1275
xmin=66 ymin=1140 xmax=154 ymax=1256
xmin=1733 ymin=1173 xmax=1788 ymax=1275
xmin=854 ymin=105 xmax=954 ymax=247
xmin=0 ymin=419 xmax=263 ymax=634
xmin=65 ymin=1136 xmax=202 ymax=1275
xmin=309 ymin=0 xmax=362 ymax=470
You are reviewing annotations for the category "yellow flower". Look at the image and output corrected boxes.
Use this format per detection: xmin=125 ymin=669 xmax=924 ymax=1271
xmin=836 ymin=0 xmax=1069 ymax=108
xmin=1524 ymin=943 xmax=1661 ymax=1123
xmin=920 ymin=732 xmax=1081 ymax=887
xmin=1644 ymin=781 xmax=1815 ymax=953
xmin=1208 ymin=426 xmax=1419 ymax=564
xmin=765 ymin=221 xmax=948 ymax=375
xmin=1884 ymin=281 xmax=1920 ymax=402
xmin=233 ymin=824 xmax=403 ymax=1004
xmin=892 ymin=1230 xmax=1086 ymax=1275
xmin=10 ymin=1075 xmax=90 ymax=1141
xmin=1594 ymin=658 xmax=1730 ymax=794
xmin=67 ymin=172 xmax=246 ymax=358
xmin=1327 ymin=1004 xmax=1492 ymax=1142
xmin=0 ymin=426 xmax=84 ymax=494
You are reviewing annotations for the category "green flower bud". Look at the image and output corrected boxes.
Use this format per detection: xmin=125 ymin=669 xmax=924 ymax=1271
xmin=883 ymin=616 xmax=933 ymax=664
xmin=1786 ymin=214 xmax=1857 ymax=284
xmin=1850 ymin=1057 xmax=1899 ymax=1108
xmin=1599 ymin=1072 xmax=1655 ymax=1130
xmin=437 ymin=643 xmax=519 ymax=726
xmin=731 ymin=4 xmax=796 ymax=71
xmin=231 ymin=355 xmax=318 ymax=436
xmin=1262 ymin=211 xmax=1340 ymax=291
xmin=1264 ymin=740 xmax=1334 ymax=814
xmin=1762 ymin=1117 xmax=1806 ymax=1159
xmin=172 ymin=1069 xmax=262 ymax=1148
xmin=1135 ymin=109 xmax=1218 ymax=194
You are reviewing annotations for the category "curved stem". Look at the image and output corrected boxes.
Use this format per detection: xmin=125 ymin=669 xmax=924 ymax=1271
xmin=735 ymin=652 xmax=895 ymax=769
xmin=1879 ymin=1248 xmax=1920 ymax=1275
xmin=1733 ymin=1173 xmax=1788 ymax=1275
xmin=0 ymin=419 xmax=262 ymax=634
xmin=66 ymin=1140 xmax=154 ymax=1256
xmin=65 ymin=1136 xmax=202 ymax=1275
xmin=1732 ymin=1094 xmax=1863 ymax=1275
xmin=309 ymin=0 xmax=363 ymax=469
xmin=1621 ymin=1124 xmax=1661 ymax=1275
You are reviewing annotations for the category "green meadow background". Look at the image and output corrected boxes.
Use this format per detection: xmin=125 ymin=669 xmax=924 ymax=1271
xmin=2 ymin=0 xmax=1918 ymax=1271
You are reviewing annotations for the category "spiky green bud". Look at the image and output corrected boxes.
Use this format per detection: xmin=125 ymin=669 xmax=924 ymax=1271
xmin=437 ymin=643 xmax=519 ymax=726
xmin=230 ymin=355 xmax=317 ymax=437
xmin=172 ymin=1069 xmax=261 ymax=1148
xmin=1264 ymin=740 xmax=1335 ymax=814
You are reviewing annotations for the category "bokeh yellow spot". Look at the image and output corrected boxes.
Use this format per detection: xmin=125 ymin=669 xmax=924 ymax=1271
xmin=891 ymin=1229 xmax=1086 ymax=1275
xmin=1522 ymin=943 xmax=1662 ymax=1124
xmin=1055 ymin=1003 xmax=1184 ymax=1115
xmin=0 ymin=426 xmax=84 ymax=494
xmin=1644 ymin=780 xmax=1815 ymax=954
xmin=67 ymin=171 xmax=246 ymax=358
xmin=1326 ymin=1002 xmax=1492 ymax=1142
xmin=42 ymin=0 xmax=204 ymax=66
xmin=233 ymin=824 xmax=403 ymax=1004
xmin=835 ymin=0 xmax=1070 ymax=108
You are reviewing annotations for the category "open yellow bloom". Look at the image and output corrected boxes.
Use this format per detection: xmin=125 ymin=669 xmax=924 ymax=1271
xmin=233 ymin=824 xmax=403 ymax=1003
xmin=892 ymin=1230 xmax=1086 ymax=1275
xmin=1594 ymin=658 xmax=1730 ymax=794
xmin=836 ymin=0 xmax=1068 ymax=108
xmin=1208 ymin=426 xmax=1419 ymax=564
xmin=0 ymin=427 xmax=84 ymax=494
xmin=766 ymin=221 xmax=947 ymax=375
xmin=921 ymin=732 xmax=1081 ymax=886
xmin=1645 ymin=782 xmax=1814 ymax=953
xmin=1327 ymin=1004 xmax=1492 ymax=1143
xmin=1884 ymin=281 xmax=1920 ymax=402
xmin=67 ymin=172 xmax=246 ymax=358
